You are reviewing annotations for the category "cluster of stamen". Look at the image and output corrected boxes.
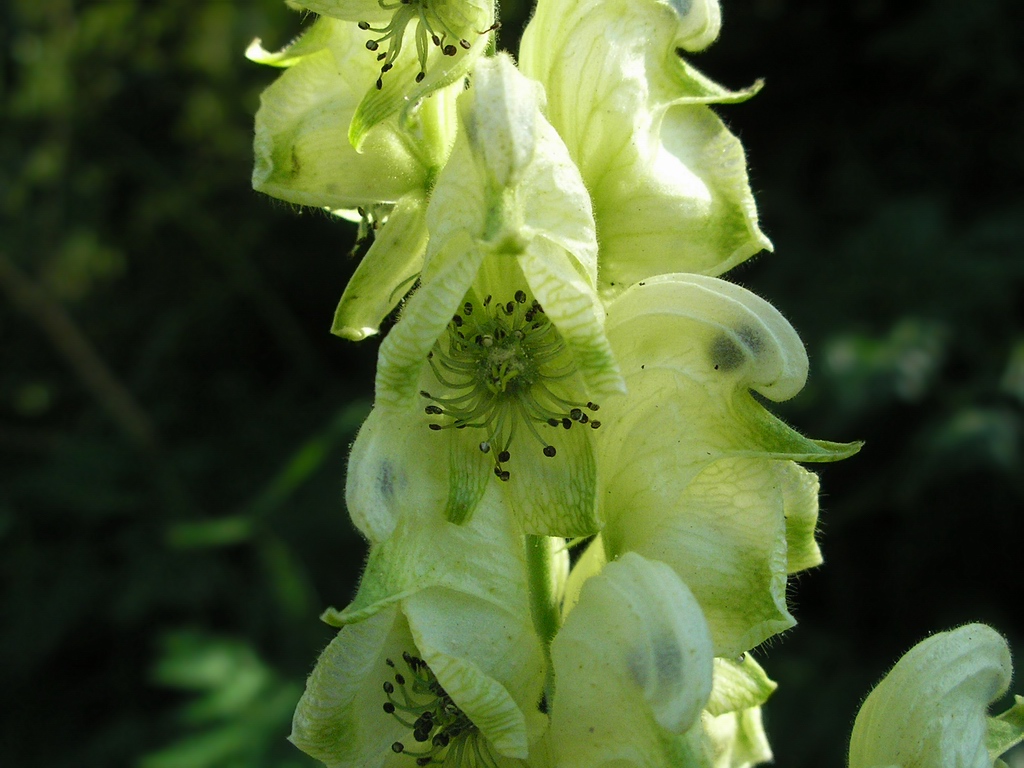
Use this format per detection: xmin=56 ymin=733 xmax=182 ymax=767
xmin=358 ymin=0 xmax=475 ymax=89
xmin=382 ymin=652 xmax=497 ymax=767
xmin=420 ymin=291 xmax=601 ymax=481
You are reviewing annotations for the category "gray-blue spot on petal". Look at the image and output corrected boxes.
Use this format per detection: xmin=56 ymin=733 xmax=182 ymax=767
xmin=668 ymin=0 xmax=693 ymax=17
xmin=654 ymin=631 xmax=683 ymax=688
xmin=378 ymin=461 xmax=396 ymax=502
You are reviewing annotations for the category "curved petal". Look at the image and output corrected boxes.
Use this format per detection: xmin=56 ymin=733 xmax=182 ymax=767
xmin=375 ymin=229 xmax=485 ymax=408
xmin=251 ymin=18 xmax=427 ymax=209
xmin=550 ymin=553 xmax=714 ymax=767
xmin=332 ymin=192 xmax=428 ymax=340
xmin=520 ymin=0 xmax=770 ymax=286
xmin=849 ymin=623 xmax=1014 ymax=768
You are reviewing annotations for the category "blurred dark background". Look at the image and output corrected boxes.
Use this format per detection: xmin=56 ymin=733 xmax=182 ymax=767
xmin=1 ymin=0 xmax=1021 ymax=765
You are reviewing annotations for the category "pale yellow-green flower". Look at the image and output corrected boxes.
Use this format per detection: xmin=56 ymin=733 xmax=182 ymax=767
xmin=849 ymin=623 xmax=1024 ymax=768
xmin=520 ymin=0 xmax=770 ymax=296
xmin=248 ymin=16 xmax=462 ymax=340
xmin=291 ymin=487 xmax=544 ymax=767
xmin=582 ymin=274 xmax=860 ymax=657
xmin=279 ymin=0 xmax=493 ymax=145
xmin=349 ymin=54 xmax=624 ymax=537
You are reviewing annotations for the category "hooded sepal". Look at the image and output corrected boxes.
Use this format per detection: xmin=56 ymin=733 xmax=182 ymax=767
xmin=549 ymin=553 xmax=715 ymax=767
xmin=849 ymin=623 xmax=1016 ymax=768
xmin=598 ymin=275 xmax=859 ymax=654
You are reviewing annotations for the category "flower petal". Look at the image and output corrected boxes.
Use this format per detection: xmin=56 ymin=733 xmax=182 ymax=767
xmin=331 ymin=193 xmax=428 ymax=340
xmin=849 ymin=623 xmax=1014 ymax=768
xmin=603 ymin=457 xmax=795 ymax=656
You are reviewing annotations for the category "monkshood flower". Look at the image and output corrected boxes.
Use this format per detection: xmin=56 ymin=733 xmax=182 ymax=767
xmin=291 ymin=486 xmax=545 ymax=766
xmin=248 ymin=17 xmax=462 ymax=340
xmin=519 ymin=0 xmax=771 ymax=295
xmin=348 ymin=54 xmax=624 ymax=537
xmin=567 ymin=274 xmax=861 ymax=658
xmin=264 ymin=0 xmax=493 ymax=147
xmin=849 ymin=623 xmax=1024 ymax=768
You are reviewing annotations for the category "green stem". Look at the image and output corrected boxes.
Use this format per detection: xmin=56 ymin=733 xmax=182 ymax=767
xmin=525 ymin=534 xmax=560 ymax=705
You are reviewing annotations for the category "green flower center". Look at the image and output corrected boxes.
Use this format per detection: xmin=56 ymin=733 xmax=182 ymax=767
xmin=420 ymin=291 xmax=601 ymax=481
xmin=382 ymin=651 xmax=497 ymax=767
xmin=358 ymin=0 xmax=476 ymax=89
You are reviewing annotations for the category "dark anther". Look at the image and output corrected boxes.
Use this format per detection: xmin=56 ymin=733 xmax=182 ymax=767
xmin=366 ymin=40 xmax=379 ymax=51
xmin=416 ymin=758 xmax=432 ymax=767
xmin=428 ymin=424 xmax=442 ymax=431
xmin=425 ymin=405 xmax=443 ymax=415
xmin=384 ymin=702 xmax=396 ymax=714
xmin=494 ymin=466 xmax=503 ymax=477
xmin=376 ymin=77 xmax=384 ymax=90
xmin=381 ymin=63 xmax=393 ymax=73
xmin=561 ymin=418 xmax=572 ymax=429
xmin=432 ymin=34 xmax=441 ymax=45
xmin=498 ymin=470 xmax=510 ymax=482
xmin=547 ymin=418 xmax=559 ymax=427
xmin=414 ymin=728 xmax=430 ymax=742
xmin=452 ymin=314 xmax=462 ymax=327
xmin=579 ymin=413 xmax=589 ymax=424
xmin=386 ymin=658 xmax=396 ymax=667
xmin=570 ymin=408 xmax=583 ymax=420
xmin=479 ymin=441 xmax=490 ymax=454
xmin=498 ymin=450 xmax=511 ymax=463
xmin=443 ymin=44 xmax=457 ymax=55
xmin=433 ymin=733 xmax=450 ymax=747
xmin=358 ymin=21 xmax=370 ymax=29
xmin=515 ymin=290 xmax=527 ymax=303
xmin=416 ymin=71 xmax=425 ymax=83
xmin=474 ymin=334 xmax=483 ymax=345
xmin=383 ymin=681 xmax=394 ymax=694
xmin=459 ymin=38 xmax=471 ymax=49
xmin=377 ymin=52 xmax=387 ymax=60
xmin=483 ymin=295 xmax=492 ymax=306
xmin=463 ymin=302 xmax=473 ymax=315
xmin=524 ymin=310 xmax=535 ymax=321
xmin=505 ymin=301 xmax=515 ymax=314
xmin=395 ymin=673 xmax=405 ymax=685
xmin=402 ymin=651 xmax=414 ymax=665
xmin=392 ymin=742 xmax=405 ymax=753
xmin=543 ymin=445 xmax=556 ymax=457
xmin=590 ymin=420 xmax=601 ymax=429
xmin=420 ymin=391 xmax=432 ymax=398
xmin=587 ymin=402 xmax=599 ymax=411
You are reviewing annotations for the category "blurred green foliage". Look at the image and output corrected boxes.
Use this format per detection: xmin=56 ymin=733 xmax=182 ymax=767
xmin=1 ymin=0 xmax=1021 ymax=766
